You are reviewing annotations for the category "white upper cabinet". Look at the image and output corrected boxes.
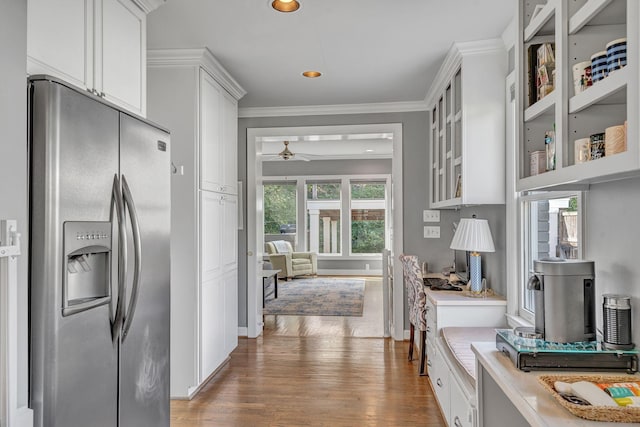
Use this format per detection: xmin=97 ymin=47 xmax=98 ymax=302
xmin=516 ymin=0 xmax=639 ymax=191
xmin=98 ymin=0 xmax=146 ymax=115
xmin=27 ymin=0 xmax=147 ymax=116
xmin=221 ymin=91 xmax=239 ymax=195
xmin=427 ymin=39 xmax=507 ymax=208
xmin=200 ymin=70 xmax=223 ymax=192
xmin=199 ymin=69 xmax=239 ymax=194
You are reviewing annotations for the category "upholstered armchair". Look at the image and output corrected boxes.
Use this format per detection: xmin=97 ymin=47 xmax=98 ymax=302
xmin=265 ymin=240 xmax=317 ymax=281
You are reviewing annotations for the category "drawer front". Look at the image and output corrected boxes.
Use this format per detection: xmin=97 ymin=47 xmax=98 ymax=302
xmin=449 ymin=375 xmax=473 ymax=427
xmin=430 ymin=345 xmax=450 ymax=420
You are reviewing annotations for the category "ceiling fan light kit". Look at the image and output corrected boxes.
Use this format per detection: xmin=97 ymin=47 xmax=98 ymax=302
xmin=271 ymin=0 xmax=300 ymax=13
xmin=278 ymin=141 xmax=295 ymax=160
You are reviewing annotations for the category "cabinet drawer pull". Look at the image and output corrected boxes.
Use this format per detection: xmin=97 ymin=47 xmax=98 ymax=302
xmin=453 ymin=416 xmax=463 ymax=427
xmin=436 ymin=378 xmax=443 ymax=387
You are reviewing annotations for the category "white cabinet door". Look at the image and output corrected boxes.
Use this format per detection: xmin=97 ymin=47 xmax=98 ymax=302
xmin=200 ymin=70 xmax=223 ymax=192
xmin=200 ymin=276 xmax=224 ymax=382
xmin=200 ymin=191 xmax=223 ymax=283
xmin=27 ymin=0 xmax=145 ymax=116
xmin=431 ymin=344 xmax=450 ymax=421
xmin=221 ymin=90 xmax=238 ymax=194
xmin=223 ymin=268 xmax=238 ymax=355
xmin=98 ymin=0 xmax=146 ymax=115
xmin=27 ymin=0 xmax=94 ymax=90
xmin=221 ymin=195 xmax=238 ymax=271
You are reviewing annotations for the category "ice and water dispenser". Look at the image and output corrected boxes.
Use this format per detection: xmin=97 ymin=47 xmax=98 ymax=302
xmin=62 ymin=221 xmax=112 ymax=316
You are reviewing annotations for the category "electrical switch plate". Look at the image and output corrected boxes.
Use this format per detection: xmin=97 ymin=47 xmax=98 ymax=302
xmin=423 ymin=226 xmax=440 ymax=239
xmin=423 ymin=209 xmax=440 ymax=222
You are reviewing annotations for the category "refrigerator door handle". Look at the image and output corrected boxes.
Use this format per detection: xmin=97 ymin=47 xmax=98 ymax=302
xmin=121 ymin=174 xmax=142 ymax=341
xmin=111 ymin=174 xmax=127 ymax=342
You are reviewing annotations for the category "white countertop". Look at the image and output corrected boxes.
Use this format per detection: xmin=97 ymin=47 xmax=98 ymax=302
xmin=472 ymin=342 xmax=640 ymax=427
xmin=425 ymin=287 xmax=507 ymax=306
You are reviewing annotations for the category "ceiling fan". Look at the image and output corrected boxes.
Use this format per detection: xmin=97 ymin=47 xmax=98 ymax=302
xmin=262 ymin=140 xmax=315 ymax=162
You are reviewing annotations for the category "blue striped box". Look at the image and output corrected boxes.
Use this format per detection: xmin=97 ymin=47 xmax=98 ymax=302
xmin=591 ymin=51 xmax=608 ymax=82
xmin=607 ymin=38 xmax=627 ymax=73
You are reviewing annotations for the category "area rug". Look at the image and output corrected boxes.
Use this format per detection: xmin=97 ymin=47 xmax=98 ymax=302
xmin=263 ymin=278 xmax=365 ymax=316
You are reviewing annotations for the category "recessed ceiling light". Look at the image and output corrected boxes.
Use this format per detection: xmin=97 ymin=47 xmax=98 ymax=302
xmin=365 ymin=149 xmax=375 ymax=153
xmin=302 ymin=70 xmax=322 ymax=78
xmin=272 ymin=0 xmax=300 ymax=13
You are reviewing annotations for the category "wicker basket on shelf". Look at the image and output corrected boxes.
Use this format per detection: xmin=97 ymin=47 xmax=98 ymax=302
xmin=538 ymin=374 xmax=640 ymax=423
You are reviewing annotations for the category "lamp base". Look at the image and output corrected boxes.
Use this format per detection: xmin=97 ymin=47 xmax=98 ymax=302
xmin=469 ymin=252 xmax=483 ymax=293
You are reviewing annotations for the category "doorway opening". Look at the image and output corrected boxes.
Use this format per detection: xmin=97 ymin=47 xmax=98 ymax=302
xmin=246 ymin=124 xmax=404 ymax=340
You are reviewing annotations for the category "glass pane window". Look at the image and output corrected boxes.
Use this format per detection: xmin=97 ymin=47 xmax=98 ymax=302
xmin=521 ymin=194 xmax=581 ymax=315
xmin=264 ymin=182 xmax=297 ymax=247
xmin=306 ymin=182 xmax=341 ymax=254
xmin=350 ymin=182 xmax=386 ymax=254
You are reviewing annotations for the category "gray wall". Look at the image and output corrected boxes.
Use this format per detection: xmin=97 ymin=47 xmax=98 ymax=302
xmin=586 ymin=177 xmax=640 ymax=346
xmin=263 ymin=158 xmax=391 ymax=176
xmin=0 ymin=0 xmax=28 ymax=406
xmin=238 ymin=111 xmax=490 ymax=329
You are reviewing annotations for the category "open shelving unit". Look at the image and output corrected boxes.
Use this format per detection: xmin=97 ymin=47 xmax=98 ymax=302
xmin=516 ymin=0 xmax=639 ymax=191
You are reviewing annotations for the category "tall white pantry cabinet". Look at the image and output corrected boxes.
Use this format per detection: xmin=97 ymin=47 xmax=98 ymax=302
xmin=147 ymin=48 xmax=246 ymax=399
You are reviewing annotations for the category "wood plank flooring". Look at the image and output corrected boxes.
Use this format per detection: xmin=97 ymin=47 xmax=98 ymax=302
xmin=171 ymin=277 xmax=445 ymax=426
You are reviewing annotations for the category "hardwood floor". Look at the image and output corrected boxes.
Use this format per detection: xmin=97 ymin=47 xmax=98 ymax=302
xmin=171 ymin=276 xmax=446 ymax=426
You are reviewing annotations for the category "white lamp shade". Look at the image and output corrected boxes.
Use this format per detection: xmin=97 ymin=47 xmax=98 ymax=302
xmin=450 ymin=218 xmax=495 ymax=253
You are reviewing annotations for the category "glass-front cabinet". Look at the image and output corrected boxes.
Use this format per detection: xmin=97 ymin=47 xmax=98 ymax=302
xmin=516 ymin=0 xmax=639 ymax=191
xmin=427 ymin=40 xmax=507 ymax=208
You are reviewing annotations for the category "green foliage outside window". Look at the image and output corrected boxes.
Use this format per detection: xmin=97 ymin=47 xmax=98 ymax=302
xmin=264 ymin=184 xmax=296 ymax=234
xmin=307 ymin=183 xmax=340 ymax=200
xmin=351 ymin=183 xmax=385 ymax=199
xmin=352 ymin=220 xmax=385 ymax=253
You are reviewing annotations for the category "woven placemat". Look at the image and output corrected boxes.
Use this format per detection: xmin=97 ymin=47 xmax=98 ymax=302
xmin=538 ymin=374 xmax=640 ymax=423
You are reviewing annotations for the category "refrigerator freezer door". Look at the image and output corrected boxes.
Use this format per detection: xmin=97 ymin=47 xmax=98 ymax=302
xmin=118 ymin=113 xmax=171 ymax=426
xmin=29 ymin=79 xmax=119 ymax=427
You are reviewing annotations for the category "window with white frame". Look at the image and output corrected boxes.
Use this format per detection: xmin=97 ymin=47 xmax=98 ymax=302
xmin=306 ymin=181 xmax=342 ymax=255
xmin=519 ymin=192 xmax=583 ymax=323
xmin=350 ymin=181 xmax=387 ymax=254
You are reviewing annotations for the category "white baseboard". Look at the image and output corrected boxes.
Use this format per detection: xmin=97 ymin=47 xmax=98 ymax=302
xmin=171 ymin=357 xmax=231 ymax=400
xmin=404 ymin=329 xmax=410 ymax=340
xmin=237 ymin=326 xmax=248 ymax=337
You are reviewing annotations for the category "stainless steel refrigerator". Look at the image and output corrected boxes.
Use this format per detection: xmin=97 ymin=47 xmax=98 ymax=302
xmin=28 ymin=76 xmax=170 ymax=427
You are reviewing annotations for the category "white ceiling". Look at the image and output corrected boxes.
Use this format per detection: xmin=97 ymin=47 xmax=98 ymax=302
xmin=147 ymin=0 xmax=515 ymax=111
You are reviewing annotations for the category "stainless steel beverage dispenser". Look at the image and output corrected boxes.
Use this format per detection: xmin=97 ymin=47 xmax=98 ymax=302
xmin=527 ymin=259 xmax=595 ymax=343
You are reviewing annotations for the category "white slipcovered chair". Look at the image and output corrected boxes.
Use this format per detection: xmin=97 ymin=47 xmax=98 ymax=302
xmin=265 ymin=240 xmax=317 ymax=280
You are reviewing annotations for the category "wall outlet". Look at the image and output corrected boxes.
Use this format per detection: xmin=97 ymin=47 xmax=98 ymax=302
xmin=424 ymin=226 xmax=440 ymax=239
xmin=423 ymin=209 xmax=440 ymax=222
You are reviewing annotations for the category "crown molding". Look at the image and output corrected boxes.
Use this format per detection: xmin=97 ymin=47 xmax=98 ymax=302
xmin=424 ymin=38 xmax=505 ymax=106
xmin=147 ymin=48 xmax=247 ymax=100
xmin=238 ymin=100 xmax=428 ymax=118
xmin=131 ymin=0 xmax=165 ymax=13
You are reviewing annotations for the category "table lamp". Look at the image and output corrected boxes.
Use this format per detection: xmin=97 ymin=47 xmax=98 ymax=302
xmin=450 ymin=216 xmax=495 ymax=293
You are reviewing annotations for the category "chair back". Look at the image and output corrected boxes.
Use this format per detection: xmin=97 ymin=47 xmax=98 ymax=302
xmin=399 ymin=254 xmax=427 ymax=331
